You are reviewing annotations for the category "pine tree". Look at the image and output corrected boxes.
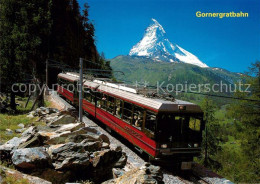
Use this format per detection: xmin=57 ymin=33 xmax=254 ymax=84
xmin=0 ymin=0 xmax=112 ymax=109
xmin=0 ymin=0 xmax=52 ymax=109
xmin=200 ymin=97 xmax=222 ymax=169
xmin=228 ymin=61 xmax=260 ymax=181
xmin=0 ymin=0 xmax=19 ymax=110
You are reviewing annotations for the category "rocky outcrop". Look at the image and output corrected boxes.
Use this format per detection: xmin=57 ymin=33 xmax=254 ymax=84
xmin=1 ymin=107 xmax=127 ymax=184
xmin=47 ymin=114 xmax=76 ymax=127
xmin=18 ymin=133 xmax=45 ymax=149
xmin=0 ymin=137 xmax=25 ymax=152
xmin=48 ymin=142 xmax=92 ymax=170
xmin=27 ymin=107 xmax=59 ymax=119
xmin=0 ymin=135 xmax=33 ymax=160
xmin=102 ymin=163 xmax=164 ymax=184
xmin=0 ymin=125 xmax=41 ymax=160
xmin=22 ymin=126 xmax=38 ymax=137
xmin=12 ymin=147 xmax=51 ymax=169
xmin=1 ymin=107 xmax=164 ymax=184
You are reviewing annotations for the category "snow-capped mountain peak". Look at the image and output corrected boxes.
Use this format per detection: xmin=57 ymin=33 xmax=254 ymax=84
xmin=150 ymin=18 xmax=166 ymax=34
xmin=129 ymin=19 xmax=208 ymax=68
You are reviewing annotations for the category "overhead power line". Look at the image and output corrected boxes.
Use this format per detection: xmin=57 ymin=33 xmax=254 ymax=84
xmin=174 ymin=90 xmax=260 ymax=102
xmin=118 ymin=79 xmax=260 ymax=103
xmin=47 ymin=59 xmax=260 ymax=102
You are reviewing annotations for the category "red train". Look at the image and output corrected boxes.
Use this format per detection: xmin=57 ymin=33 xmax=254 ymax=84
xmin=57 ymin=72 xmax=205 ymax=169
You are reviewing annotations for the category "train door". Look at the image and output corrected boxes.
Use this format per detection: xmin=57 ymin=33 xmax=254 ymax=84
xmin=143 ymin=110 xmax=157 ymax=139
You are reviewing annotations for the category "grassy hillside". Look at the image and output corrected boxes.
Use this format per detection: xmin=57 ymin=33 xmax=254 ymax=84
xmin=0 ymin=97 xmax=49 ymax=143
xmin=110 ymin=55 xmax=242 ymax=105
xmin=111 ymin=55 xmax=241 ymax=85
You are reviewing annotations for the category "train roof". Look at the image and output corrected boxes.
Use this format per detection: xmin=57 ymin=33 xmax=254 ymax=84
xmin=58 ymin=72 xmax=203 ymax=113
xmin=58 ymin=73 xmax=79 ymax=82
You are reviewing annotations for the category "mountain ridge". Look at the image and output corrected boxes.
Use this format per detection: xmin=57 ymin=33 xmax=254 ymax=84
xmin=110 ymin=55 xmax=241 ymax=86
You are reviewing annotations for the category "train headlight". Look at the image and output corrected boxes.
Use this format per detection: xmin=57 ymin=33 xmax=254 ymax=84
xmin=161 ymin=144 xmax=167 ymax=148
xmin=178 ymin=105 xmax=186 ymax=110
xmin=194 ymin=143 xmax=198 ymax=148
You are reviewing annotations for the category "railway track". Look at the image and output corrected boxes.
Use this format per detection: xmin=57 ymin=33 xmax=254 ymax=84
xmin=49 ymin=90 xmax=232 ymax=184
xmin=185 ymin=174 xmax=210 ymax=184
xmin=162 ymin=168 xmax=212 ymax=184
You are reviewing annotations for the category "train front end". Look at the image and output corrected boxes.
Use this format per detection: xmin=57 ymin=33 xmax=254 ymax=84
xmin=153 ymin=101 xmax=205 ymax=170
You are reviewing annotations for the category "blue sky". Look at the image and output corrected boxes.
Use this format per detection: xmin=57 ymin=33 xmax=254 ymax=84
xmin=78 ymin=0 xmax=260 ymax=73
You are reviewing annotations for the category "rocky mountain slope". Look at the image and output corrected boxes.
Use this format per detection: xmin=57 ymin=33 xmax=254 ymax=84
xmin=129 ymin=19 xmax=208 ymax=68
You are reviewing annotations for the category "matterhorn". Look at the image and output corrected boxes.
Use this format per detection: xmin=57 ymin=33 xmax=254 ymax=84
xmin=129 ymin=19 xmax=208 ymax=68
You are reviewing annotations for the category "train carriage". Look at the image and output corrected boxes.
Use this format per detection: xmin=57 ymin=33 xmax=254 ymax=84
xmin=57 ymin=72 xmax=205 ymax=169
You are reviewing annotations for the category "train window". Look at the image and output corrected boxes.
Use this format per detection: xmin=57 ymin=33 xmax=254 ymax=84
xmin=96 ymin=92 xmax=106 ymax=109
xmin=67 ymin=83 xmax=74 ymax=92
xmin=66 ymin=81 xmax=71 ymax=90
xmin=133 ymin=105 xmax=144 ymax=129
xmin=145 ymin=111 xmax=156 ymax=133
xmin=157 ymin=114 xmax=182 ymax=140
xmin=122 ymin=101 xmax=133 ymax=124
xmin=189 ymin=117 xmax=201 ymax=132
xmin=90 ymin=91 xmax=95 ymax=104
xmin=101 ymin=94 xmax=107 ymax=110
xmin=96 ymin=92 xmax=101 ymax=107
xmin=61 ymin=79 xmax=67 ymax=89
xmin=107 ymin=95 xmax=115 ymax=114
xmin=115 ymin=98 xmax=123 ymax=119
xmin=84 ymin=89 xmax=92 ymax=102
xmin=157 ymin=114 xmax=203 ymax=142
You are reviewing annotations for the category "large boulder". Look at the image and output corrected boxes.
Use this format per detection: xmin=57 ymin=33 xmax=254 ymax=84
xmin=58 ymin=108 xmax=77 ymax=117
xmin=44 ymin=131 xmax=74 ymax=145
xmin=0 ymin=135 xmax=33 ymax=160
xmin=81 ymin=141 xmax=102 ymax=152
xmin=48 ymin=142 xmax=91 ymax=170
xmin=48 ymin=114 xmax=76 ymax=127
xmin=12 ymin=147 xmax=51 ymax=169
xmin=55 ymin=122 xmax=85 ymax=133
xmin=91 ymin=149 xmax=124 ymax=169
xmin=37 ymin=123 xmax=85 ymax=144
xmin=0 ymin=126 xmax=40 ymax=158
xmin=90 ymin=148 xmax=125 ymax=183
xmin=18 ymin=133 xmax=45 ymax=149
xmin=0 ymin=137 xmax=23 ymax=152
xmin=44 ymin=127 xmax=108 ymax=145
xmin=37 ymin=124 xmax=60 ymax=134
xmin=3 ymin=126 xmax=47 ymax=150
